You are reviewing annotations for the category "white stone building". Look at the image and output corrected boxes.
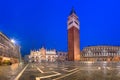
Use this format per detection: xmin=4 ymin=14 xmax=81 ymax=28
xmin=28 ymin=47 xmax=57 ymax=62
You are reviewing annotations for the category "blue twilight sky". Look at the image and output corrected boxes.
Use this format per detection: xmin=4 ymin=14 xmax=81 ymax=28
xmin=0 ymin=0 xmax=120 ymax=56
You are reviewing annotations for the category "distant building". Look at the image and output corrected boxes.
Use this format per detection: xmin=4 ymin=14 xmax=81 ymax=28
xmin=0 ymin=32 xmax=20 ymax=63
xmin=81 ymin=46 xmax=120 ymax=61
xmin=29 ymin=47 xmax=57 ymax=62
xmin=57 ymin=52 xmax=68 ymax=61
xmin=24 ymin=55 xmax=29 ymax=63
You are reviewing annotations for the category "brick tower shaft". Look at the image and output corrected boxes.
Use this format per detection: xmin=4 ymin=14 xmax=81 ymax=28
xmin=67 ymin=8 xmax=80 ymax=61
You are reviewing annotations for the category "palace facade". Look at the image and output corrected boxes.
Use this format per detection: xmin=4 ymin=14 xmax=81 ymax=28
xmin=29 ymin=47 xmax=57 ymax=62
xmin=0 ymin=32 xmax=20 ymax=63
xmin=81 ymin=46 xmax=120 ymax=61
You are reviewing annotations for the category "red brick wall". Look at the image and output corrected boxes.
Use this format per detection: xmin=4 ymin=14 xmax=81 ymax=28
xmin=68 ymin=26 xmax=80 ymax=61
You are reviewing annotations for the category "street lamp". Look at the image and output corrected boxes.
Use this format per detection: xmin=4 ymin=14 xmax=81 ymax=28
xmin=11 ymin=39 xmax=16 ymax=44
xmin=10 ymin=39 xmax=22 ymax=64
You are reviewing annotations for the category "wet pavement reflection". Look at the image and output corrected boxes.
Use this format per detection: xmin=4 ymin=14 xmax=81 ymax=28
xmin=0 ymin=62 xmax=120 ymax=80
xmin=0 ymin=63 xmax=25 ymax=80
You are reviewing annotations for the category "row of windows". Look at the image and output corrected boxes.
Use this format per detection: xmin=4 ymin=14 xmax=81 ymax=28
xmin=83 ymin=51 xmax=118 ymax=53
xmin=84 ymin=47 xmax=120 ymax=51
xmin=82 ymin=50 xmax=120 ymax=53
xmin=82 ymin=52 xmax=120 ymax=57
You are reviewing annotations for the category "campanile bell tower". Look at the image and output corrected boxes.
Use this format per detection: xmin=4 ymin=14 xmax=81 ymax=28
xmin=67 ymin=8 xmax=80 ymax=61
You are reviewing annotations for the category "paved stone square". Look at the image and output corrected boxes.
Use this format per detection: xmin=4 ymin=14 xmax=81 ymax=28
xmin=1 ymin=62 xmax=120 ymax=80
xmin=0 ymin=63 xmax=25 ymax=80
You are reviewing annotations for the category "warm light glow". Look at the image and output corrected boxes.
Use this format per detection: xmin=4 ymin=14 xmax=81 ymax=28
xmin=86 ymin=61 xmax=93 ymax=64
xmin=98 ymin=67 xmax=101 ymax=70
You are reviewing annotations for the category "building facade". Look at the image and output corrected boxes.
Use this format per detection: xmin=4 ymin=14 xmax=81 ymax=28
xmin=57 ymin=52 xmax=68 ymax=61
xmin=0 ymin=32 xmax=20 ymax=63
xmin=81 ymin=46 xmax=120 ymax=61
xmin=29 ymin=47 xmax=57 ymax=62
xmin=67 ymin=8 xmax=80 ymax=61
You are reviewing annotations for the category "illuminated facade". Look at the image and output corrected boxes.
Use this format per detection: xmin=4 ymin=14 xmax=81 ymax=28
xmin=29 ymin=47 xmax=57 ymax=62
xmin=81 ymin=46 xmax=120 ymax=61
xmin=0 ymin=32 xmax=20 ymax=63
